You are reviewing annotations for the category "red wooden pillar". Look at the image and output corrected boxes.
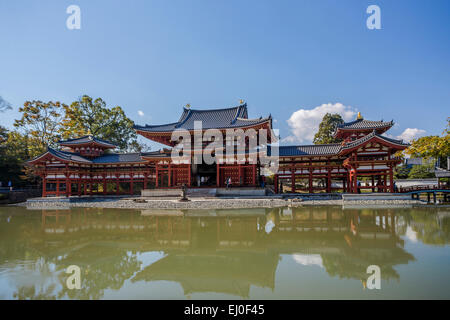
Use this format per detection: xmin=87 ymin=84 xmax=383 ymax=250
xmin=65 ymin=171 xmax=69 ymax=197
xmin=155 ymin=165 xmax=159 ymax=188
xmin=188 ymin=163 xmax=191 ymax=187
xmin=274 ymin=175 xmax=278 ymax=193
xmin=238 ymin=164 xmax=243 ymax=186
xmin=354 ymin=170 xmax=358 ymax=193
xmin=144 ymin=174 xmax=148 ymax=189
xmin=56 ymin=180 xmax=60 ymax=197
xmin=116 ymin=176 xmax=120 ymax=195
xmin=216 ymin=163 xmax=220 ymax=187
xmin=348 ymin=171 xmax=353 ymax=193
xmin=371 ymin=175 xmax=375 ymax=193
xmin=130 ymin=173 xmax=134 ymax=195
xmin=252 ymin=164 xmax=256 ymax=186
xmin=308 ymin=169 xmax=313 ymax=193
xmin=168 ymin=164 xmax=171 ymax=187
xmin=389 ymin=167 xmax=394 ymax=193
xmin=42 ymin=176 xmax=46 ymax=197
xmin=67 ymin=179 xmax=71 ymax=197
xmin=291 ymin=170 xmax=296 ymax=193
xmin=327 ymin=169 xmax=331 ymax=193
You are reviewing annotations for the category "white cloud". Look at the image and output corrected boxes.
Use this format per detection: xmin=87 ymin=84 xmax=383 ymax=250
xmin=396 ymin=128 xmax=426 ymax=143
xmin=138 ymin=110 xmax=145 ymax=117
xmin=292 ymin=254 xmax=323 ymax=268
xmin=284 ymin=103 xmax=357 ymax=144
xmin=405 ymin=226 xmax=418 ymax=243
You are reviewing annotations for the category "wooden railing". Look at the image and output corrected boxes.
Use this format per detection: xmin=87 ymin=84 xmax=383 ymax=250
xmin=399 ymin=185 xmax=450 ymax=193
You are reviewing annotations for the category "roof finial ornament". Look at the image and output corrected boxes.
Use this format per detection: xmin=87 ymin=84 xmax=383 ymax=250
xmin=357 ymin=112 xmax=363 ymax=120
xmin=185 ymin=103 xmax=191 ymax=109
xmin=239 ymin=99 xmax=245 ymax=105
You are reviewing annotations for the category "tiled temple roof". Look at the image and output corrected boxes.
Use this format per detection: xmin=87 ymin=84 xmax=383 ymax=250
xmin=47 ymin=147 xmax=92 ymax=163
xmin=337 ymin=119 xmax=394 ymax=130
xmin=41 ymin=148 xmax=146 ymax=164
xmin=92 ymin=153 xmax=146 ymax=163
xmin=134 ymin=104 xmax=271 ymax=132
xmin=269 ymin=144 xmax=342 ymax=157
xmin=269 ymin=131 xmax=408 ymax=157
xmin=341 ymin=131 xmax=408 ymax=151
xmin=58 ymin=135 xmax=117 ymax=148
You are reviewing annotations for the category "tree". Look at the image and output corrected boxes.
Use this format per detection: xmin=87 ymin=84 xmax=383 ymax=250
xmin=394 ymin=164 xmax=410 ymax=179
xmin=13 ymin=100 xmax=66 ymax=151
xmin=0 ymin=130 xmax=42 ymax=185
xmin=408 ymin=164 xmax=435 ymax=179
xmin=406 ymin=118 xmax=450 ymax=164
xmin=313 ymin=113 xmax=344 ymax=144
xmin=60 ymin=95 xmax=144 ymax=151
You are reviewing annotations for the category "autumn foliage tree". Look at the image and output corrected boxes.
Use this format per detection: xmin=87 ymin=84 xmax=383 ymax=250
xmin=406 ymin=118 xmax=450 ymax=167
xmin=13 ymin=100 xmax=66 ymax=153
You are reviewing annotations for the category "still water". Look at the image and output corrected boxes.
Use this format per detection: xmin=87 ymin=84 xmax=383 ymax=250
xmin=0 ymin=205 xmax=449 ymax=299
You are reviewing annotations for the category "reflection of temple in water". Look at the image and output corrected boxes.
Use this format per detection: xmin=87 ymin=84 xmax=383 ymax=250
xmin=28 ymin=207 xmax=416 ymax=298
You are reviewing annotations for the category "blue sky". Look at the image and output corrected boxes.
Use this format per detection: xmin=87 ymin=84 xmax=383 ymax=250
xmin=0 ymin=0 xmax=449 ymax=148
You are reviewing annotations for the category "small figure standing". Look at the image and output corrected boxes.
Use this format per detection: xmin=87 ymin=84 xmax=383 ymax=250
xmin=8 ymin=180 xmax=12 ymax=191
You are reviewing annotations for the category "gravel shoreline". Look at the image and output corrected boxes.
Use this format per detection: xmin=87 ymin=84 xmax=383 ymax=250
xmin=21 ymin=198 xmax=426 ymax=210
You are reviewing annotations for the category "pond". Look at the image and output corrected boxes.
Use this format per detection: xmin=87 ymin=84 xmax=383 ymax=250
xmin=0 ymin=205 xmax=449 ymax=299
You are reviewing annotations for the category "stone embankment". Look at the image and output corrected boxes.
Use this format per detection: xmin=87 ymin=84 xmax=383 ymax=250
xmin=22 ymin=196 xmax=423 ymax=210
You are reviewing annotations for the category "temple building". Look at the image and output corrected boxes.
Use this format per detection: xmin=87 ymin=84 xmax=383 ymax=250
xmin=273 ymin=112 xmax=409 ymax=193
xmin=27 ymin=103 xmax=409 ymax=197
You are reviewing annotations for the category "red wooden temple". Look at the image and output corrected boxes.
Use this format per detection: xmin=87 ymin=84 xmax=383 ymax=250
xmin=272 ymin=112 xmax=409 ymax=194
xmin=27 ymin=103 xmax=408 ymax=197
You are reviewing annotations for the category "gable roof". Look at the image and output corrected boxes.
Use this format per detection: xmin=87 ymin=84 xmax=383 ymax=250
xmin=28 ymin=148 xmax=147 ymax=165
xmin=340 ymin=131 xmax=409 ymax=152
xmin=269 ymin=132 xmax=409 ymax=158
xmin=134 ymin=104 xmax=271 ymax=132
xmin=273 ymin=144 xmax=342 ymax=157
xmin=58 ymin=135 xmax=116 ymax=148
xmin=92 ymin=153 xmax=146 ymax=164
xmin=46 ymin=147 xmax=92 ymax=164
xmin=337 ymin=119 xmax=394 ymax=131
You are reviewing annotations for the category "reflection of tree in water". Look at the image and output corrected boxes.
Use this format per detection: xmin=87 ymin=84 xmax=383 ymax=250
xmin=56 ymin=247 xmax=142 ymax=299
xmin=407 ymin=209 xmax=449 ymax=245
xmin=321 ymin=247 xmax=413 ymax=281
xmin=13 ymin=284 xmax=57 ymax=300
xmin=1 ymin=205 xmax=448 ymax=299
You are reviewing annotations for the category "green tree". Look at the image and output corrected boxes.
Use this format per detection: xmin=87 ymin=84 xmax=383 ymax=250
xmin=61 ymin=95 xmax=144 ymax=151
xmin=408 ymin=164 xmax=435 ymax=179
xmin=13 ymin=100 xmax=66 ymax=151
xmin=0 ymin=131 xmax=42 ymax=185
xmin=394 ymin=164 xmax=411 ymax=179
xmin=313 ymin=113 xmax=344 ymax=144
xmin=406 ymin=118 xmax=450 ymax=168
